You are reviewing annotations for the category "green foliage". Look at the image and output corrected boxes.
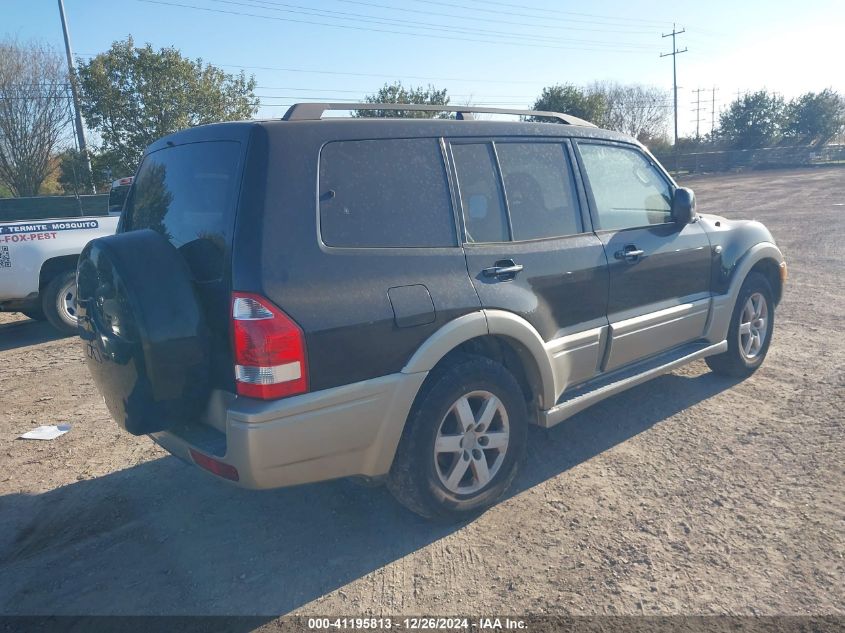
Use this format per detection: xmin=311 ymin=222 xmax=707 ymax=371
xmin=355 ymin=82 xmax=450 ymax=118
xmin=785 ymin=89 xmax=845 ymax=146
xmin=57 ymin=149 xmax=116 ymax=193
xmin=718 ymin=91 xmax=787 ymax=149
xmin=642 ymin=135 xmax=673 ymax=156
xmin=76 ymin=37 xmax=258 ymax=175
xmin=531 ymin=83 xmax=669 ymax=141
xmin=0 ymin=183 xmax=11 ymax=198
xmin=531 ymin=84 xmax=606 ymax=124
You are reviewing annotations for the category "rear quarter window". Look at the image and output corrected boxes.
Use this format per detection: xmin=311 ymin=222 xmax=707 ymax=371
xmin=123 ymin=140 xmax=242 ymax=281
xmin=319 ymin=138 xmax=456 ymax=248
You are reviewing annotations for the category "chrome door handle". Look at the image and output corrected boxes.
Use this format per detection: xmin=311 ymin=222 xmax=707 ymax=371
xmin=482 ymin=262 xmax=524 ymax=279
xmin=616 ymin=245 xmax=645 ymax=262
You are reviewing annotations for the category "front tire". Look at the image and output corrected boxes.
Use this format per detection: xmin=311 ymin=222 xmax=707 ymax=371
xmin=706 ymin=272 xmax=774 ymax=378
xmin=387 ymin=356 xmax=528 ymax=521
xmin=42 ymin=270 xmax=79 ymax=335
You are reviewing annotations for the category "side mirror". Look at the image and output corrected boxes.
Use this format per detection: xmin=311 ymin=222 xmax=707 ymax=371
xmin=672 ymin=187 xmax=696 ymax=225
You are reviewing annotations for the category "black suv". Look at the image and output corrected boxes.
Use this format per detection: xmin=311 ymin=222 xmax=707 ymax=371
xmin=77 ymin=103 xmax=786 ymax=520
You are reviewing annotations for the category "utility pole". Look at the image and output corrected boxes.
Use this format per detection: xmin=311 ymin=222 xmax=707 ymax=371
xmin=661 ymin=23 xmax=687 ymax=147
xmin=710 ymin=86 xmax=719 ymax=136
xmin=692 ymin=87 xmax=706 ymax=140
xmin=58 ymin=0 xmax=94 ymax=193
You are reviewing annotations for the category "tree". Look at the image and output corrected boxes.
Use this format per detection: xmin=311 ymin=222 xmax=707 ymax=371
xmin=718 ymin=90 xmax=787 ymax=149
xmin=76 ymin=37 xmax=258 ymax=176
xmin=0 ymin=39 xmax=71 ymax=197
xmin=588 ymin=82 xmax=671 ymax=142
xmin=531 ymin=84 xmax=605 ymax=124
xmin=785 ymin=89 xmax=845 ymax=146
xmin=355 ymin=82 xmax=450 ymax=118
xmin=57 ymin=148 xmax=114 ymax=193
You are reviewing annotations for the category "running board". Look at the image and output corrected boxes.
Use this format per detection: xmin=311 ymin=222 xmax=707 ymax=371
xmin=539 ymin=340 xmax=728 ymax=428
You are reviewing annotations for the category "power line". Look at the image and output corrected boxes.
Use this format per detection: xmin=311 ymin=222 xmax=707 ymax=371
xmin=137 ymin=0 xmax=658 ymax=53
xmin=75 ymin=55 xmax=546 ymax=84
xmin=409 ymin=0 xmax=669 ymax=29
xmin=256 ymin=100 xmax=675 ymax=109
xmin=331 ymin=0 xmax=659 ymax=35
xmin=661 ymin=23 xmax=687 ymax=146
xmin=434 ymin=0 xmax=671 ymax=26
xmin=254 ymin=86 xmax=675 ymax=102
xmin=210 ymin=0 xmax=657 ymax=48
xmin=255 ymin=86 xmax=536 ymax=97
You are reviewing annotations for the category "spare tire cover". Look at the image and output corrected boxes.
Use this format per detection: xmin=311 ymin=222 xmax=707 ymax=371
xmin=77 ymin=229 xmax=211 ymax=435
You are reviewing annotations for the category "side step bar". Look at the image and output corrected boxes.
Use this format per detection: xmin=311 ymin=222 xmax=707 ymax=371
xmin=539 ymin=340 xmax=728 ymax=428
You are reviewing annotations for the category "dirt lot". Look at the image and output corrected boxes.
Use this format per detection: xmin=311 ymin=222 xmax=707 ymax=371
xmin=0 ymin=167 xmax=842 ymax=619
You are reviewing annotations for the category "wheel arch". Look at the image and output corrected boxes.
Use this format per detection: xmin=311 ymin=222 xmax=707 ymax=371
xmin=402 ymin=310 xmax=556 ymax=412
xmin=749 ymin=257 xmax=783 ymax=305
xmin=39 ymin=255 xmax=79 ymax=290
xmin=704 ymin=242 xmax=784 ymax=343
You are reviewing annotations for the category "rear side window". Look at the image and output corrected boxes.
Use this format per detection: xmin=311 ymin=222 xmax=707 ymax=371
xmin=496 ymin=142 xmax=581 ymax=240
xmin=319 ymin=138 xmax=455 ymax=248
xmin=451 ymin=143 xmax=509 ymax=243
xmin=124 ymin=140 xmax=242 ymax=281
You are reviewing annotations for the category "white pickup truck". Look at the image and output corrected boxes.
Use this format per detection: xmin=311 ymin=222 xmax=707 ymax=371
xmin=0 ymin=215 xmax=121 ymax=333
xmin=0 ymin=178 xmax=132 ymax=334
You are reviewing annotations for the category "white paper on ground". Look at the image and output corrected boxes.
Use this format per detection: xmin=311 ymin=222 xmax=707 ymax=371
xmin=19 ymin=424 xmax=71 ymax=440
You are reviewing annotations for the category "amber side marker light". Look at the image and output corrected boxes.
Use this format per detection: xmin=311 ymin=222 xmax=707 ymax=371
xmin=780 ymin=261 xmax=788 ymax=284
xmin=189 ymin=449 xmax=240 ymax=482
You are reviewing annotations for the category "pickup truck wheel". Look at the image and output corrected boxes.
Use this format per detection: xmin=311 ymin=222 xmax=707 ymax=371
xmin=706 ymin=272 xmax=775 ymax=378
xmin=387 ymin=356 xmax=527 ymax=521
xmin=41 ymin=270 xmax=79 ymax=335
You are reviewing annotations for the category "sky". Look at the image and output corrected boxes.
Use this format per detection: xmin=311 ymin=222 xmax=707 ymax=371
xmin=3 ymin=0 xmax=845 ymax=138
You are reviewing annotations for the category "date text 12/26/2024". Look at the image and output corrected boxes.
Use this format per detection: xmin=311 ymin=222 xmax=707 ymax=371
xmin=307 ymin=618 xmax=527 ymax=630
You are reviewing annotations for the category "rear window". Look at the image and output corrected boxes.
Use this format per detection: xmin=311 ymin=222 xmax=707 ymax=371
xmin=124 ymin=140 xmax=242 ymax=281
xmin=319 ymin=138 xmax=456 ymax=248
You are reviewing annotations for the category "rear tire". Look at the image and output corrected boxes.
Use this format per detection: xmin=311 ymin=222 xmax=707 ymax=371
xmin=706 ymin=272 xmax=774 ymax=378
xmin=387 ymin=356 xmax=528 ymax=521
xmin=42 ymin=270 xmax=78 ymax=335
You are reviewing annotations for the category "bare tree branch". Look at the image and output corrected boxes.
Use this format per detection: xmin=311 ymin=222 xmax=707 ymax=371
xmin=0 ymin=38 xmax=71 ymax=197
xmin=588 ymin=81 xmax=671 ymax=143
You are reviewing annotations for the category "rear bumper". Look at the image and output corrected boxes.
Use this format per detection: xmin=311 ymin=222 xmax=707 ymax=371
xmin=151 ymin=371 xmax=427 ymax=489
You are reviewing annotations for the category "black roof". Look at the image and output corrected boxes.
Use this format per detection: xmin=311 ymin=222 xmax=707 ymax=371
xmin=146 ymin=106 xmax=637 ymax=155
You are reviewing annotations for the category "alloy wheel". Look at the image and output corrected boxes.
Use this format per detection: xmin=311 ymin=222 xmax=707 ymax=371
xmin=738 ymin=291 xmax=768 ymax=360
xmin=434 ymin=390 xmax=510 ymax=495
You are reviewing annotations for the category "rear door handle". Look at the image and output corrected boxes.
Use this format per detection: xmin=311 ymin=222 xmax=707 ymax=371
xmin=482 ymin=260 xmax=524 ymax=280
xmin=615 ymin=245 xmax=645 ymax=262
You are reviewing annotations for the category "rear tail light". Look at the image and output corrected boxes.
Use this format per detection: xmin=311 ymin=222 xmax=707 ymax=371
xmin=231 ymin=292 xmax=308 ymax=400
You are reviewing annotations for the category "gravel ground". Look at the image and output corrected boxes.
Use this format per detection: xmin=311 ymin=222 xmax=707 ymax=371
xmin=0 ymin=167 xmax=842 ymax=619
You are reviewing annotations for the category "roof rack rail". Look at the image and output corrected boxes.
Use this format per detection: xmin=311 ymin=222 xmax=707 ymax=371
xmin=281 ymin=102 xmax=596 ymax=127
